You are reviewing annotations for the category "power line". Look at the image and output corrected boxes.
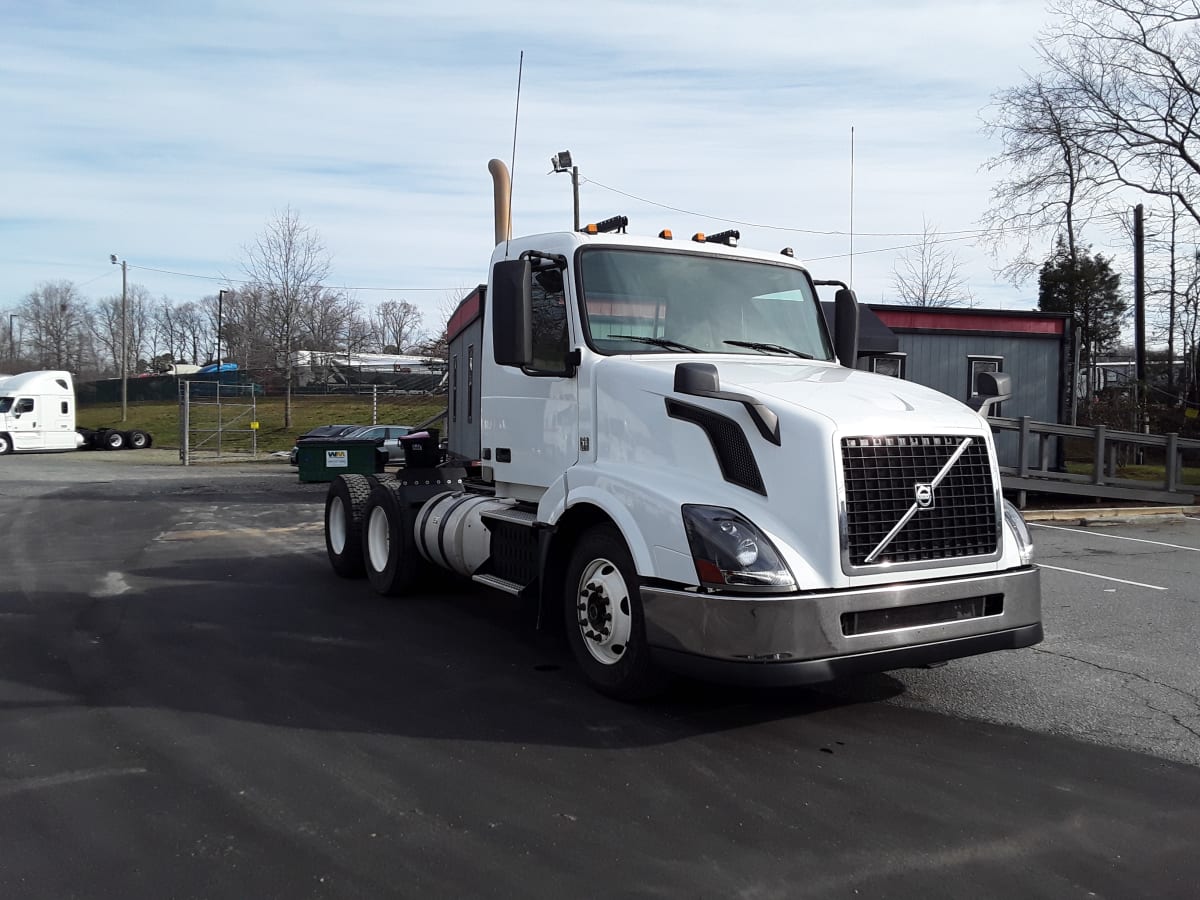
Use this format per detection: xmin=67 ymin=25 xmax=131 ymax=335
xmin=126 ymin=264 xmax=459 ymax=293
xmin=581 ymin=176 xmax=991 ymax=238
xmin=582 ymin=175 xmax=1135 ymax=239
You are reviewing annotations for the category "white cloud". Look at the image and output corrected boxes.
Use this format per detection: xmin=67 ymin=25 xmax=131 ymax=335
xmin=1 ymin=0 xmax=1065 ymax=326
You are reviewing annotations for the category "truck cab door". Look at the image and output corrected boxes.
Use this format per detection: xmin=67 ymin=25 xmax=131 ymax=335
xmin=486 ymin=261 xmax=578 ymax=495
xmin=10 ymin=397 xmax=43 ymax=450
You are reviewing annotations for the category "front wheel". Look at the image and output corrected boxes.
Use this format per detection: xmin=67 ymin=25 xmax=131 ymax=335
xmin=563 ymin=525 xmax=664 ymax=700
xmin=0 ymin=433 xmax=11 ymax=456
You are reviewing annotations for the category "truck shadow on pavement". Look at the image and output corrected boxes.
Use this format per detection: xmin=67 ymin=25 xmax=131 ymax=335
xmin=0 ymin=550 xmax=909 ymax=751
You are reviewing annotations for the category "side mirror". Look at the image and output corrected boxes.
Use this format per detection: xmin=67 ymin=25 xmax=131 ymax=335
xmin=491 ymin=259 xmax=533 ymax=367
xmin=833 ymin=288 xmax=860 ymax=368
xmin=970 ymin=371 xmax=1012 ymax=416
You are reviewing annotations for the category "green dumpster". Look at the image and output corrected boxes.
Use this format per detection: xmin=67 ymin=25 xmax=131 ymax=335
xmin=296 ymin=437 xmax=386 ymax=483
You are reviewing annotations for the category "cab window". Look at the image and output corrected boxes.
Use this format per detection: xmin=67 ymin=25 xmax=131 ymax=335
xmin=528 ymin=266 xmax=570 ymax=374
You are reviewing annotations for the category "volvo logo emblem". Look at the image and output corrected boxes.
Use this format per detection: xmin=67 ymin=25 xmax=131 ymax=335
xmin=914 ymin=482 xmax=935 ymax=509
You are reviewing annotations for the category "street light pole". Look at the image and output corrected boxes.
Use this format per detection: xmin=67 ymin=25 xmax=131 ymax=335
xmin=550 ymin=150 xmax=580 ymax=231
xmin=110 ymin=254 xmax=128 ymax=422
xmin=8 ymin=313 xmax=16 ymax=361
xmin=217 ymin=289 xmax=230 ymax=376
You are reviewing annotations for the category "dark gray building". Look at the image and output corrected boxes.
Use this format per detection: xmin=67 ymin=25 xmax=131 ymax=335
xmin=862 ymin=306 xmax=1073 ymax=425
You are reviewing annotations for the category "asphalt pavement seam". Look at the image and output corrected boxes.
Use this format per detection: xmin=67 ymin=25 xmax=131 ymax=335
xmin=1030 ymin=646 xmax=1200 ymax=741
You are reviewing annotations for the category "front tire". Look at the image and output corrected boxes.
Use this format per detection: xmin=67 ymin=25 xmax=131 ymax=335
xmin=0 ymin=433 xmax=11 ymax=456
xmin=362 ymin=478 xmax=427 ymax=596
xmin=563 ymin=525 xmax=664 ymax=700
xmin=325 ymin=474 xmax=371 ymax=578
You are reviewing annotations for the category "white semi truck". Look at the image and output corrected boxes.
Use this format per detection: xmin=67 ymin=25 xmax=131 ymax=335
xmin=321 ymin=160 xmax=1042 ymax=698
xmin=0 ymin=370 xmax=152 ymax=454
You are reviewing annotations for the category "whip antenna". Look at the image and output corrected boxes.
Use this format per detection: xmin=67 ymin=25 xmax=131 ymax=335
xmin=506 ymin=51 xmax=524 ymax=256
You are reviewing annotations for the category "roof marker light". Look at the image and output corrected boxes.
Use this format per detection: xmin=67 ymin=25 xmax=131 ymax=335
xmin=659 ymin=229 xmax=673 ymax=240
xmin=581 ymin=215 xmax=628 ymax=235
xmin=780 ymin=247 xmax=795 ymax=257
xmin=692 ymin=232 xmax=706 ymax=243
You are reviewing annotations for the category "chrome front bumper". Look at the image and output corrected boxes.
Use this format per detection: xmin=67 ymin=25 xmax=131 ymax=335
xmin=641 ymin=566 xmax=1042 ymax=686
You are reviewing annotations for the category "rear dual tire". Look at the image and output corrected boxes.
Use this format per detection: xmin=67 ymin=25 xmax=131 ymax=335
xmin=362 ymin=478 xmax=430 ymax=596
xmin=324 ymin=474 xmax=371 ymax=578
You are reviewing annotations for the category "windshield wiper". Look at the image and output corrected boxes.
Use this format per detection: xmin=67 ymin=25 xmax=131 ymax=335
xmin=723 ymin=339 xmax=814 ymax=359
xmin=607 ymin=334 xmax=703 ymax=353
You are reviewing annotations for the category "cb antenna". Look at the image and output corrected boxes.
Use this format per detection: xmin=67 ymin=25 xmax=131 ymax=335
xmin=849 ymin=125 xmax=855 ymax=288
xmin=506 ymin=50 xmax=524 ymax=256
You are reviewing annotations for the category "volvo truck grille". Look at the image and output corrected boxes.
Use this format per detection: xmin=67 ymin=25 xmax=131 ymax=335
xmin=841 ymin=435 xmax=999 ymax=567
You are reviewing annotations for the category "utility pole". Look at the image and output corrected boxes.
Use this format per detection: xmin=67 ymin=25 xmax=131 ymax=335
xmin=111 ymin=254 xmax=128 ymax=422
xmin=8 ymin=313 xmax=16 ymax=361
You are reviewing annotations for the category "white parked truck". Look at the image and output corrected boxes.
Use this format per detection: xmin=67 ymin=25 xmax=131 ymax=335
xmin=0 ymin=370 xmax=153 ymax=454
xmin=322 ymin=159 xmax=1042 ymax=698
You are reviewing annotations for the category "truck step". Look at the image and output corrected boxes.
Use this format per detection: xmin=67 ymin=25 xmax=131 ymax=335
xmin=471 ymin=573 xmax=524 ymax=595
xmin=480 ymin=507 xmax=538 ymax=529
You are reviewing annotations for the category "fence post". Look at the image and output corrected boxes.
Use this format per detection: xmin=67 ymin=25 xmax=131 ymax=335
xmin=1018 ymin=417 xmax=1031 ymax=476
xmin=180 ymin=381 xmax=190 ymax=466
xmin=1092 ymin=425 xmax=1105 ymax=485
xmin=1166 ymin=433 xmax=1179 ymax=492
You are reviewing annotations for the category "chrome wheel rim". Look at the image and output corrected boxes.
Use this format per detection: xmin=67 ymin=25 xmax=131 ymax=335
xmin=328 ymin=495 xmax=346 ymax=554
xmin=575 ymin=557 xmax=632 ymax=666
xmin=366 ymin=505 xmax=390 ymax=572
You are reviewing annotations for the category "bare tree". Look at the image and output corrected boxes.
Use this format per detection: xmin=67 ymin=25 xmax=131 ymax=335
xmin=241 ymin=207 xmax=332 ymax=427
xmin=17 ymin=281 xmax=92 ymax=372
xmin=371 ymin=299 xmax=424 ymax=354
xmin=889 ymin=220 xmax=975 ymax=307
xmin=981 ymin=74 xmax=1111 ymax=284
xmin=1040 ymin=0 xmax=1200 ymax=227
xmin=93 ymin=283 xmax=153 ymax=375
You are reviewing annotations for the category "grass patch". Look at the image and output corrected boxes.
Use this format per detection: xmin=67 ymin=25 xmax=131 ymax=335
xmin=78 ymin=395 xmax=448 ymax=453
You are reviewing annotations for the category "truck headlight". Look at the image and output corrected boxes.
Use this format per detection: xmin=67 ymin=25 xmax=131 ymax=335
xmin=1003 ymin=500 xmax=1035 ymax=565
xmin=682 ymin=505 xmax=795 ymax=592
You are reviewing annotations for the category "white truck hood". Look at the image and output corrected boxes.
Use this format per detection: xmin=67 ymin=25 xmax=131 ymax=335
xmin=621 ymin=355 xmax=985 ymax=435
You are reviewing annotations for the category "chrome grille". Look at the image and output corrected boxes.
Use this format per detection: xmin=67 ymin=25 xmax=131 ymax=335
xmin=841 ymin=435 xmax=998 ymax=567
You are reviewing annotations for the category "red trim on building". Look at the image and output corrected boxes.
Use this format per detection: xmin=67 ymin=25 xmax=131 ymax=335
xmin=447 ymin=287 xmax=484 ymax=343
xmin=873 ymin=308 xmax=1064 ymax=335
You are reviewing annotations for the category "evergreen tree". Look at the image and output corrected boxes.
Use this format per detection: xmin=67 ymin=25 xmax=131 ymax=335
xmin=1038 ymin=238 xmax=1126 ymax=367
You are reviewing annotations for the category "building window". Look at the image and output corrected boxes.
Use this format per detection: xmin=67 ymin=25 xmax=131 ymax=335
xmin=871 ymin=354 xmax=906 ymax=379
xmin=968 ymin=356 xmax=1003 ymax=412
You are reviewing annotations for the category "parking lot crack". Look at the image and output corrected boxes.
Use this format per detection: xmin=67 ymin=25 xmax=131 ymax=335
xmin=1032 ymin=646 xmax=1200 ymax=711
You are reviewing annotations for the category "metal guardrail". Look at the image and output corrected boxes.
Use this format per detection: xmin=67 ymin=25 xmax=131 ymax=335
xmin=988 ymin=415 xmax=1200 ymax=506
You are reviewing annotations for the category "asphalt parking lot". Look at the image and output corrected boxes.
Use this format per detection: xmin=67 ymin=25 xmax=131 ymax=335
xmin=2 ymin=452 xmax=1199 ymax=899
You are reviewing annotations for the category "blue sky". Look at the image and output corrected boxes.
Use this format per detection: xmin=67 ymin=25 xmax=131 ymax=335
xmin=2 ymin=1 xmax=1060 ymax=332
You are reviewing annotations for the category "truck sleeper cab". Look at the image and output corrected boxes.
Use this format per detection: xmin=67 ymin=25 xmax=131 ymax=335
xmin=0 ymin=371 xmax=83 ymax=455
xmin=321 ymin=159 xmax=1041 ymax=699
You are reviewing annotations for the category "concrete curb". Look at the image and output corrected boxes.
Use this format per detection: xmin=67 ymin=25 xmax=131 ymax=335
xmin=1023 ymin=505 xmax=1200 ymax=524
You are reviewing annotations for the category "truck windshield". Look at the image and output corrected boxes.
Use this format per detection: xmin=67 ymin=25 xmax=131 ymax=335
xmin=578 ymin=248 xmax=833 ymax=360
xmin=0 ymin=397 xmax=11 ymax=414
